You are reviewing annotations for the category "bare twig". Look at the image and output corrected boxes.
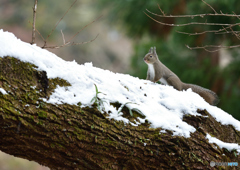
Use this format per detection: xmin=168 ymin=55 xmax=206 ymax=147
xmin=186 ymin=44 xmax=240 ymax=52
xmin=229 ymin=26 xmax=240 ymax=40
xmin=202 ymin=0 xmax=217 ymax=14
xmin=44 ymin=0 xmax=78 ymax=46
xmin=29 ymin=0 xmax=100 ymax=49
xmin=175 ymin=26 xmax=240 ymax=36
xmin=232 ymin=11 xmax=240 ymax=20
xmin=215 ymin=31 xmax=240 ymax=34
xmin=157 ymin=4 xmax=165 ymax=16
xmin=31 ymin=0 xmax=38 ymax=44
xmin=145 ymin=0 xmax=240 ymax=52
xmin=67 ymin=15 xmax=102 ymax=42
xmin=71 ymin=34 xmax=99 ymax=46
xmin=144 ymin=11 xmax=236 ymax=27
xmin=61 ymin=30 xmax=66 ymax=44
xmin=42 ymin=15 xmax=102 ymax=49
xmin=176 ymin=30 xmax=222 ymax=36
xmin=28 ymin=20 xmax=45 ymax=42
xmin=43 ymin=34 xmax=99 ymax=49
xmin=145 ymin=9 xmax=240 ymax=18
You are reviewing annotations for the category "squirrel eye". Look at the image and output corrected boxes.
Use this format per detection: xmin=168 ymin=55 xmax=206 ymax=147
xmin=150 ymin=55 xmax=152 ymax=58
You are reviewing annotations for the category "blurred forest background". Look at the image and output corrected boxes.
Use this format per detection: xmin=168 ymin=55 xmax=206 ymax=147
xmin=1 ymin=0 xmax=240 ymax=169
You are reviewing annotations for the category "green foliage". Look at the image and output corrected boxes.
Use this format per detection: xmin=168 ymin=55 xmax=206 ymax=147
xmin=220 ymin=54 xmax=240 ymax=120
xmin=95 ymin=0 xmax=179 ymax=36
xmin=91 ymin=84 xmax=106 ymax=111
xmin=118 ymin=102 xmax=144 ymax=116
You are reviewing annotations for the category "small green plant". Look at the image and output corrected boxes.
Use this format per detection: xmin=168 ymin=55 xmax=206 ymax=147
xmin=118 ymin=102 xmax=144 ymax=116
xmin=118 ymin=102 xmax=132 ymax=115
xmin=91 ymin=84 xmax=106 ymax=111
xmin=231 ymin=149 xmax=238 ymax=157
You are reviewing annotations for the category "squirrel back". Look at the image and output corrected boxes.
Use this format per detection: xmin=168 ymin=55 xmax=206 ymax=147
xmin=144 ymin=47 xmax=219 ymax=106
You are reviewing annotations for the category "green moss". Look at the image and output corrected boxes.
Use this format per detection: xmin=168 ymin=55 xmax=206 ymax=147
xmin=48 ymin=77 xmax=71 ymax=93
xmin=50 ymin=143 xmax=55 ymax=148
xmin=38 ymin=111 xmax=48 ymax=119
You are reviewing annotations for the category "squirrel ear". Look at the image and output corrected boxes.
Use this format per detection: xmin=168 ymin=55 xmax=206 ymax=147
xmin=149 ymin=47 xmax=153 ymax=53
xmin=153 ymin=47 xmax=156 ymax=54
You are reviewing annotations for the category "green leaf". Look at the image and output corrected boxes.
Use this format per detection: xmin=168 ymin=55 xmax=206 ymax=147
xmin=128 ymin=108 xmax=133 ymax=116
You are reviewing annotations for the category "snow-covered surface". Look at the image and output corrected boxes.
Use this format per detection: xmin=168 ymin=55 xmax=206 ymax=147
xmin=206 ymin=134 xmax=240 ymax=153
xmin=0 ymin=88 xmax=7 ymax=95
xmin=1 ymin=30 xmax=240 ymax=139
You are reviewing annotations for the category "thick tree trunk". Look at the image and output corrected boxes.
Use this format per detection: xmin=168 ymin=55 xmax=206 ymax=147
xmin=0 ymin=56 xmax=239 ymax=169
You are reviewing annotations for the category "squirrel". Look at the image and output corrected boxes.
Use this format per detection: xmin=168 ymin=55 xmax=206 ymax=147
xmin=143 ymin=47 xmax=219 ymax=105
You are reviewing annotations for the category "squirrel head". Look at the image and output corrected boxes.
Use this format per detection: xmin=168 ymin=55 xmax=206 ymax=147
xmin=143 ymin=47 xmax=158 ymax=64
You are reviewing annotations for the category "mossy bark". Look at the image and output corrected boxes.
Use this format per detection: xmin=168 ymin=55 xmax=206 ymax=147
xmin=0 ymin=56 xmax=239 ymax=170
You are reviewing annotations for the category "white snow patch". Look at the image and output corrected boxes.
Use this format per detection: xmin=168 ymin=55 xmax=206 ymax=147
xmin=0 ymin=88 xmax=7 ymax=95
xmin=160 ymin=129 xmax=167 ymax=133
xmin=206 ymin=134 xmax=240 ymax=153
xmin=1 ymin=30 xmax=240 ymax=138
xmin=31 ymin=86 xmax=36 ymax=89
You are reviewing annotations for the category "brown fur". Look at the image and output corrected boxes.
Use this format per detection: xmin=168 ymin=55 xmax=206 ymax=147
xmin=143 ymin=47 xmax=219 ymax=105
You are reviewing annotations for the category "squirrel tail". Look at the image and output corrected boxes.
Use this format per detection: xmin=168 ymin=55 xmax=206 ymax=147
xmin=182 ymin=83 xmax=219 ymax=105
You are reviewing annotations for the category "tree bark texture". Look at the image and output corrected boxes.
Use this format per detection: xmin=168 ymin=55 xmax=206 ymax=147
xmin=0 ymin=56 xmax=240 ymax=169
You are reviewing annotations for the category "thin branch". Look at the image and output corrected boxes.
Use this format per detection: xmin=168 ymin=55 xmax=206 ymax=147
xmin=28 ymin=20 xmax=45 ymax=42
xmin=61 ymin=30 xmax=66 ymax=44
xmin=145 ymin=9 xmax=240 ymax=18
xmin=28 ymin=0 xmax=99 ymax=49
xmin=146 ymin=1 xmax=240 ymax=52
xmin=67 ymin=15 xmax=102 ymax=42
xmin=176 ymin=30 xmax=223 ymax=36
xmin=71 ymin=34 xmax=99 ymax=46
xmin=232 ymin=11 xmax=240 ymax=20
xmin=215 ymin=31 xmax=240 ymax=34
xmin=144 ymin=11 xmax=237 ymax=27
xmin=186 ymin=44 xmax=240 ymax=52
xmin=175 ymin=26 xmax=240 ymax=36
xmin=31 ymin=0 xmax=38 ymax=44
xmin=221 ymin=25 xmax=231 ymax=35
xmin=42 ymin=15 xmax=102 ymax=49
xmin=202 ymin=0 xmax=217 ymax=14
xmin=157 ymin=4 xmax=165 ymax=16
xmin=229 ymin=26 xmax=240 ymax=40
xmin=44 ymin=0 xmax=78 ymax=45
xmin=42 ymin=34 xmax=99 ymax=49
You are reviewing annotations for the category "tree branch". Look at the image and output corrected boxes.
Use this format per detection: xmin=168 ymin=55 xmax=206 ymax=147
xmin=144 ymin=11 xmax=238 ymax=27
xmin=44 ymin=0 xmax=78 ymax=47
xmin=43 ymin=34 xmax=99 ymax=49
xmin=61 ymin=30 xmax=66 ymax=44
xmin=175 ymin=24 xmax=240 ymax=36
xmin=186 ymin=44 xmax=240 ymax=52
xmin=42 ymin=14 xmax=102 ymax=49
xmin=31 ymin=0 xmax=38 ymax=44
xmin=145 ymin=1 xmax=240 ymax=52
xmin=66 ymin=15 xmax=102 ymax=43
xmin=29 ymin=0 xmax=102 ymax=49
xmin=28 ymin=20 xmax=45 ymax=42
xmin=202 ymin=0 xmax=218 ymax=14
xmin=0 ymin=56 xmax=240 ymax=169
xmin=145 ymin=9 xmax=240 ymax=18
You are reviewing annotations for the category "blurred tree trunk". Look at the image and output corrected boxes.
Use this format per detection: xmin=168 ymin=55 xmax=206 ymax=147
xmin=0 ymin=56 xmax=240 ymax=170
